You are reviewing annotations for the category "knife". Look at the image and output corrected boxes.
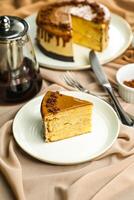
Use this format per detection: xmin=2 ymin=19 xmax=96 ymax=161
xmin=89 ymin=50 xmax=134 ymax=127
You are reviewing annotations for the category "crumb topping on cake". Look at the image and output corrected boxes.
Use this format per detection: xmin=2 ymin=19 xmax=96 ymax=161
xmin=41 ymin=91 xmax=93 ymax=118
xmin=37 ymin=0 xmax=110 ymax=30
xmin=46 ymin=91 xmax=60 ymax=114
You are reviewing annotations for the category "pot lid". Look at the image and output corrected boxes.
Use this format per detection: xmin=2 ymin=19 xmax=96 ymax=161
xmin=0 ymin=16 xmax=28 ymax=41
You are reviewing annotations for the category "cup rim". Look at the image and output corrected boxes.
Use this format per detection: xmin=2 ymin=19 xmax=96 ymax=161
xmin=116 ymin=64 xmax=134 ymax=92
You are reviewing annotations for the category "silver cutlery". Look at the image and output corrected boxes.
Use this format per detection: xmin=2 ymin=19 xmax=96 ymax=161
xmin=89 ymin=50 xmax=134 ymax=127
xmin=63 ymin=71 xmax=109 ymax=101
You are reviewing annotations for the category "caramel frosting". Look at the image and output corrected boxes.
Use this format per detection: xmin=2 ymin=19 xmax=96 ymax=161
xmin=41 ymin=91 xmax=93 ymax=117
xmin=36 ymin=0 xmax=110 ymax=31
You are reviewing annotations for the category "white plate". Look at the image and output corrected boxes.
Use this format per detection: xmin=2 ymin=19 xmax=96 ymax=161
xmin=26 ymin=13 xmax=133 ymax=70
xmin=13 ymin=91 xmax=120 ymax=165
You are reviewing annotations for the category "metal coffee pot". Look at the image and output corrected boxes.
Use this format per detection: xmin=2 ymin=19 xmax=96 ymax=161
xmin=0 ymin=16 xmax=42 ymax=104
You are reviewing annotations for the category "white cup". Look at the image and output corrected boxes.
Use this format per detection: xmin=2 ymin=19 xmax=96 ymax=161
xmin=116 ymin=63 xmax=134 ymax=103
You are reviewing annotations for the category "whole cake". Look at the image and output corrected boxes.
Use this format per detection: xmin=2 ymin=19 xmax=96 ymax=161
xmin=36 ymin=0 xmax=110 ymax=61
xmin=41 ymin=91 xmax=93 ymax=142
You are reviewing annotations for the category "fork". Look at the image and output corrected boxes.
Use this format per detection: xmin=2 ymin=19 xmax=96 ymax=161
xmin=63 ymin=71 xmax=109 ymax=101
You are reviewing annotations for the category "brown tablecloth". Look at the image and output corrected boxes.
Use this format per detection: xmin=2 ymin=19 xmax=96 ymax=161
xmin=0 ymin=1 xmax=134 ymax=200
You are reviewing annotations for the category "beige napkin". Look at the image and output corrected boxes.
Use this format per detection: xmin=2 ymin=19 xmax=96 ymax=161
xmin=0 ymin=0 xmax=134 ymax=200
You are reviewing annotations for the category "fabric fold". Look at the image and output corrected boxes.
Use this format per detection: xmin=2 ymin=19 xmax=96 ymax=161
xmin=0 ymin=121 xmax=25 ymax=200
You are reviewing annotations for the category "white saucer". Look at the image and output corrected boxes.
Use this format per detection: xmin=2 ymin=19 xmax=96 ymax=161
xmin=26 ymin=13 xmax=133 ymax=70
xmin=13 ymin=91 xmax=120 ymax=165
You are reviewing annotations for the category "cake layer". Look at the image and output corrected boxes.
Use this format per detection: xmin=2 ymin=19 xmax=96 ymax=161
xmin=37 ymin=43 xmax=74 ymax=62
xmin=45 ymin=105 xmax=92 ymax=142
xmin=72 ymin=16 xmax=108 ymax=51
xmin=37 ymin=27 xmax=73 ymax=60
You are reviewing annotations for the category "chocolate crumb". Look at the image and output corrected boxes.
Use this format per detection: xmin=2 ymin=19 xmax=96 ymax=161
xmin=48 ymin=106 xmax=60 ymax=114
xmin=37 ymin=0 xmax=107 ymax=30
xmin=46 ymin=98 xmax=56 ymax=103
xmin=46 ymin=91 xmax=60 ymax=114
xmin=90 ymin=2 xmax=100 ymax=11
xmin=48 ymin=108 xmax=54 ymax=112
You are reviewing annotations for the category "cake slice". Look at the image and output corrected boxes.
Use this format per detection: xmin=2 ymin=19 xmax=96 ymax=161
xmin=41 ymin=91 xmax=93 ymax=142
